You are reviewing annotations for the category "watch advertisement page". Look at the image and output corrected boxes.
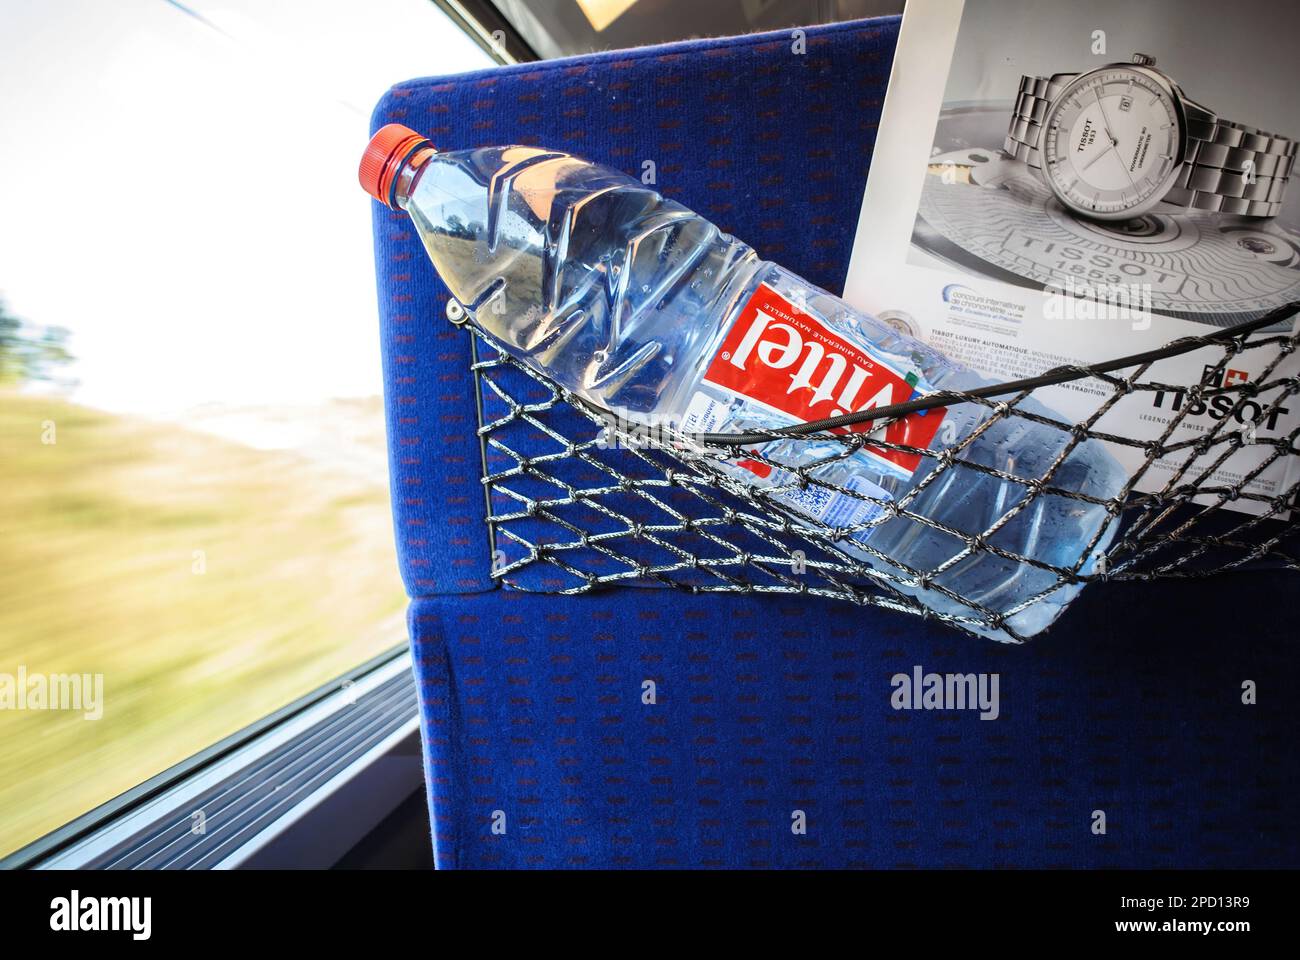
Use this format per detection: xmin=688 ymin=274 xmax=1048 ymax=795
xmin=844 ymin=0 xmax=1300 ymax=516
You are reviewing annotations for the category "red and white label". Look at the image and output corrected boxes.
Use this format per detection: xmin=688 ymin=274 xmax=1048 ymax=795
xmin=702 ymin=284 xmax=947 ymax=474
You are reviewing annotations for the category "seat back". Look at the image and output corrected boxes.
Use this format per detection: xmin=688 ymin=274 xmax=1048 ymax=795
xmin=370 ymin=16 xmax=1300 ymax=868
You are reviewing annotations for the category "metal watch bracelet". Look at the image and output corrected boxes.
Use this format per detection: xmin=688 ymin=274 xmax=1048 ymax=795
xmin=1005 ymin=72 xmax=1297 ymax=217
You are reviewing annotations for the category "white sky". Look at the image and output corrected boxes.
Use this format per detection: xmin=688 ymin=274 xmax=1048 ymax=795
xmin=0 ymin=0 xmax=491 ymax=414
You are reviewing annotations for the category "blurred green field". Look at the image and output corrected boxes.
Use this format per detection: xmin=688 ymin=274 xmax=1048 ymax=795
xmin=0 ymin=392 xmax=407 ymax=858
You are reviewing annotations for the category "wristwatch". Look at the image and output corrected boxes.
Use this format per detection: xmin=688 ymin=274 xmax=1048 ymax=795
xmin=1005 ymin=53 xmax=1296 ymax=220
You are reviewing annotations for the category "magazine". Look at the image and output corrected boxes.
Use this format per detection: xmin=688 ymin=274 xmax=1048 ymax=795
xmin=844 ymin=0 xmax=1300 ymax=516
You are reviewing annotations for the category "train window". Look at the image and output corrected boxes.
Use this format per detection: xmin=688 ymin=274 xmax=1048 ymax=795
xmin=0 ymin=0 xmax=491 ymax=858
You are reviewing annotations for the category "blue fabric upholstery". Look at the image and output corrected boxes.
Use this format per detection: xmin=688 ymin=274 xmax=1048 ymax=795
xmin=369 ymin=15 xmax=1299 ymax=868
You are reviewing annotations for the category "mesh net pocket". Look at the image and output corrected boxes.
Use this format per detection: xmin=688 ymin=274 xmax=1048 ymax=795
xmin=466 ymin=306 xmax=1300 ymax=643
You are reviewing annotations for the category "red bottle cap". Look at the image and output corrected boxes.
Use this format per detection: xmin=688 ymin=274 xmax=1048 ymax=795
xmin=358 ymin=123 xmax=433 ymax=209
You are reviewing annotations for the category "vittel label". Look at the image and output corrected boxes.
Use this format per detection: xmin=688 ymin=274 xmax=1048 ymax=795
xmin=703 ymin=284 xmax=947 ymax=474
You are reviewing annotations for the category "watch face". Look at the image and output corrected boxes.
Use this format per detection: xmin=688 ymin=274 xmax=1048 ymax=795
xmin=1041 ymin=66 xmax=1184 ymax=220
xmin=916 ymin=104 xmax=1300 ymax=328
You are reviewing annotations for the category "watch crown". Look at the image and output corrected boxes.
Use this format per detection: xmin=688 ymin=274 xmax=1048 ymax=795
xmin=1131 ymin=53 xmax=1156 ymax=66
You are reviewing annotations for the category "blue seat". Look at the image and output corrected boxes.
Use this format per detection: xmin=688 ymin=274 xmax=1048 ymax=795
xmin=369 ymin=14 xmax=1299 ymax=868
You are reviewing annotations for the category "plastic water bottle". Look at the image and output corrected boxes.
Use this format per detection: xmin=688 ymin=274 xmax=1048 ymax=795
xmin=359 ymin=124 xmax=1126 ymax=640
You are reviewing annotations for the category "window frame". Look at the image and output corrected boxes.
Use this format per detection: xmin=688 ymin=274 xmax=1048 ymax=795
xmin=430 ymin=0 xmax=538 ymax=62
xmin=1 ymin=645 xmax=419 ymax=870
xmin=0 ymin=0 xmax=539 ymax=870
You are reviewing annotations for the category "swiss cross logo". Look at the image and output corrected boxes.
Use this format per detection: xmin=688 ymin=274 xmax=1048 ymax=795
xmin=1203 ymin=364 xmax=1250 ymax=388
xmin=703 ymin=284 xmax=947 ymax=474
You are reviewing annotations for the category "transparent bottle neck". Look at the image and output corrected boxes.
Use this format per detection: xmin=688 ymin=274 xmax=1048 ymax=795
xmin=393 ymin=146 xmax=437 ymax=210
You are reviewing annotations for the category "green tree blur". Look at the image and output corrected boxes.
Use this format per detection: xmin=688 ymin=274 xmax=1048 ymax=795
xmin=0 ymin=295 xmax=73 ymax=386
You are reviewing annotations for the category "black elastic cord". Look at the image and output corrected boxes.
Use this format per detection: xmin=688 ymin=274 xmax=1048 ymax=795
xmin=690 ymin=301 xmax=1300 ymax=447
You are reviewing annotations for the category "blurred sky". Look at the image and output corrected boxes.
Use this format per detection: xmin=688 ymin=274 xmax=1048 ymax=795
xmin=0 ymin=0 xmax=490 ymax=415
